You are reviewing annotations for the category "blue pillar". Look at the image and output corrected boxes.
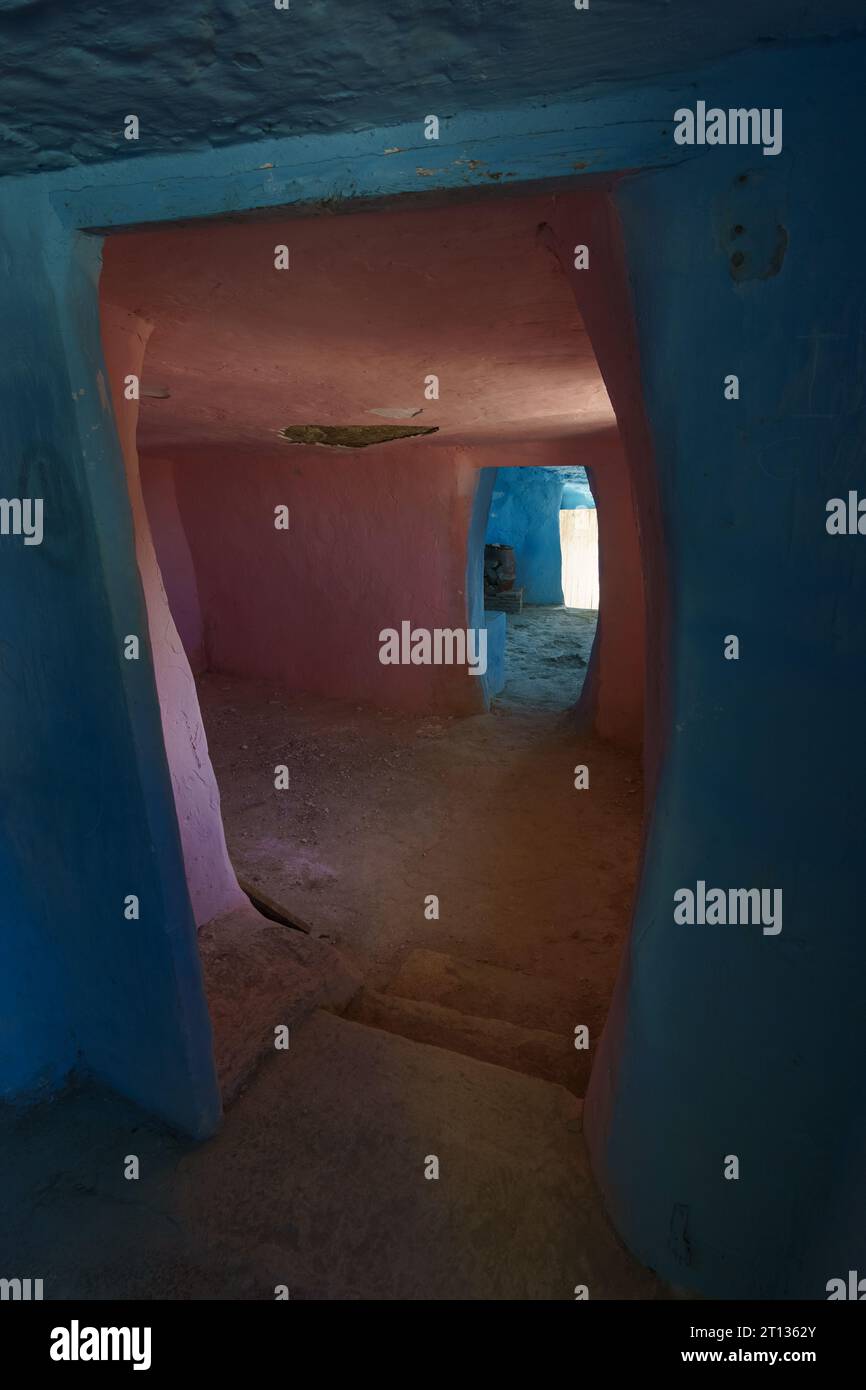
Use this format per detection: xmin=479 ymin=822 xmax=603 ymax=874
xmin=0 ymin=185 xmax=220 ymax=1136
xmin=585 ymin=64 xmax=866 ymax=1296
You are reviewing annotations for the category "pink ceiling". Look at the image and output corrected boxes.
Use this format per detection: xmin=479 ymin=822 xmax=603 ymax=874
xmin=101 ymin=193 xmax=614 ymax=456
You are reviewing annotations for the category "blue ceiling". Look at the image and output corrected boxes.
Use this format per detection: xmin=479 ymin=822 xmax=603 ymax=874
xmin=1 ymin=0 xmax=864 ymax=178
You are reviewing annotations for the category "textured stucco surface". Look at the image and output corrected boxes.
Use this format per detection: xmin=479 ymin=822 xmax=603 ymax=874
xmin=102 ymin=192 xmax=619 ymax=719
xmin=104 ymin=189 xmax=640 ymax=728
xmin=101 ymin=303 xmax=245 ymax=929
xmin=140 ymin=456 xmax=206 ymax=674
xmin=0 ymin=193 xmax=221 ymax=1134
xmin=483 ymin=610 xmax=506 ymax=697
xmin=100 ymin=194 xmax=613 ymax=454
xmin=164 ymin=442 xmax=488 ymax=714
xmin=582 ymin=48 xmax=866 ymax=1298
xmin=1 ymin=1 xmax=864 ymax=176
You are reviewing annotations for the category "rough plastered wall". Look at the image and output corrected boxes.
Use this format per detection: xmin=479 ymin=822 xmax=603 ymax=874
xmin=101 ymin=305 xmax=245 ymax=928
xmin=0 ymin=198 xmax=77 ymax=1095
xmin=0 ymin=191 xmax=221 ymax=1134
xmin=581 ymin=46 xmax=866 ymax=1299
xmin=540 ymin=209 xmax=656 ymax=769
xmin=580 ymin=435 xmax=646 ymax=754
xmin=156 ymin=442 xmax=488 ymax=715
xmin=143 ymin=437 xmax=639 ymax=735
xmin=2 ymin=0 xmax=862 ymax=176
xmin=140 ymin=456 xmax=206 ymax=675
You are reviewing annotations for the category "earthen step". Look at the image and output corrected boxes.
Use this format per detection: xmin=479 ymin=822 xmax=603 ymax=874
xmin=199 ymin=903 xmax=361 ymax=1105
xmin=385 ymin=948 xmax=580 ymax=1036
xmin=346 ymin=988 xmax=588 ymax=1094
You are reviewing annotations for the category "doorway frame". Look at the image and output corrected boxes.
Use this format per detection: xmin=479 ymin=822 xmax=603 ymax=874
xmin=15 ymin=92 xmax=670 ymax=1135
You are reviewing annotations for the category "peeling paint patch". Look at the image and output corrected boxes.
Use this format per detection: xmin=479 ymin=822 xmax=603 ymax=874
xmin=278 ymin=424 xmax=438 ymax=448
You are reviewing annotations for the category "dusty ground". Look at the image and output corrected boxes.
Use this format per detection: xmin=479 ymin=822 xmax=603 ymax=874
xmin=200 ymin=607 xmax=642 ymax=1047
xmin=494 ymin=604 xmax=598 ymax=711
xmin=0 ymin=1013 xmax=668 ymax=1300
xmin=0 ymin=609 xmax=660 ymax=1302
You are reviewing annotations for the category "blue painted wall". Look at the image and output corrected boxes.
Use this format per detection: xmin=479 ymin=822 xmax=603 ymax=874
xmin=483 ymin=610 xmax=507 ymax=697
xmin=584 ymin=37 xmax=866 ymax=1298
xmin=465 ymin=463 xmax=496 ymax=708
xmin=485 ymin=466 xmax=593 ymax=604
xmin=1 ymin=1 xmax=863 ymax=176
xmin=562 ymin=473 xmax=595 ymax=510
xmin=0 ymin=188 xmax=221 ymax=1135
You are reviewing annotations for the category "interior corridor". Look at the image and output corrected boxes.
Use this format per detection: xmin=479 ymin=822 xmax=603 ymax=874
xmin=0 ymin=183 xmax=658 ymax=1301
xmin=199 ymin=641 xmax=637 ymax=1096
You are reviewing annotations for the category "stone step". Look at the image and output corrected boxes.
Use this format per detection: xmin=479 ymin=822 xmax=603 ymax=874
xmin=346 ymin=988 xmax=589 ymax=1095
xmin=384 ymin=948 xmax=580 ymax=1037
xmin=199 ymin=903 xmax=361 ymax=1105
xmin=0 ymin=1008 xmax=666 ymax=1301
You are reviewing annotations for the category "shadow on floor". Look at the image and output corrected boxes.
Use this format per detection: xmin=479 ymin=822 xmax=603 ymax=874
xmin=0 ymin=1011 xmax=668 ymax=1300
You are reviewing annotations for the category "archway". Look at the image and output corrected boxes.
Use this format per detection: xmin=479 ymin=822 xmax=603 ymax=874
xmin=99 ymin=187 xmax=654 ymax=1117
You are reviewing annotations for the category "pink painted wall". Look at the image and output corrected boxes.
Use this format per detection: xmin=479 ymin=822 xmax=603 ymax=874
xmin=147 ymin=428 xmax=645 ymax=737
xmin=100 ymin=196 xmax=613 ymax=459
xmin=161 ymin=440 xmax=487 ymax=714
xmin=140 ymin=457 xmax=206 ymax=675
xmin=100 ymin=303 xmax=246 ymax=927
xmin=104 ymin=190 xmax=649 ymax=750
xmin=542 ymin=193 xmax=665 ymax=778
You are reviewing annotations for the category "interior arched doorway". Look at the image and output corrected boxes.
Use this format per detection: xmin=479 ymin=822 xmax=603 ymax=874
xmin=99 ymin=185 xmax=660 ymax=1131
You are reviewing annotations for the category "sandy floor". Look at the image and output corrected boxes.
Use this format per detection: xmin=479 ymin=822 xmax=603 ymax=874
xmin=0 ymin=1012 xmax=668 ymax=1300
xmin=494 ymin=604 xmax=598 ymax=711
xmin=199 ymin=607 xmax=642 ymax=1052
xmin=0 ymin=608 xmax=657 ymax=1302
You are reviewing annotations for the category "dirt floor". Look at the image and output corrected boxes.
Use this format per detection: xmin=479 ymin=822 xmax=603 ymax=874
xmin=0 ymin=607 xmax=660 ymax=1301
xmin=0 ymin=1012 xmax=668 ymax=1300
xmin=493 ymin=604 xmax=598 ymax=711
xmin=199 ymin=606 xmax=642 ymax=1062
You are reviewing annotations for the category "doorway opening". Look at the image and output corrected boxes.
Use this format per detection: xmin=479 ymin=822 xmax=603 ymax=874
xmin=100 ymin=187 xmax=648 ymax=1112
xmin=483 ymin=464 xmax=599 ymax=712
xmin=560 ymin=502 xmax=599 ymax=612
